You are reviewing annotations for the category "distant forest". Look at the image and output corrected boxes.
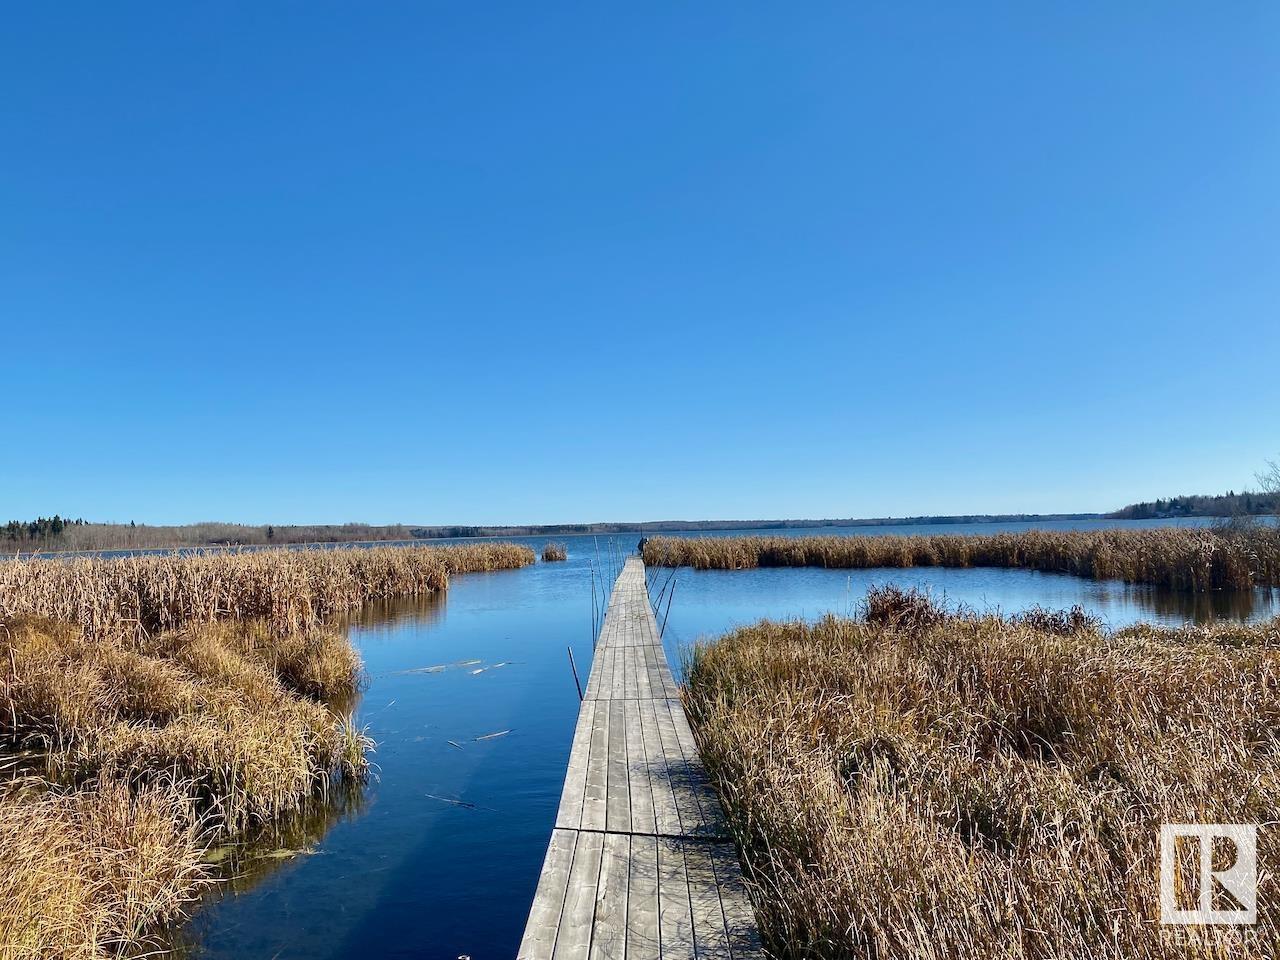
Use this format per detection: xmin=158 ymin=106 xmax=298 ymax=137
xmin=1 ymin=519 xmax=417 ymax=553
xmin=1106 ymin=491 xmax=1280 ymax=520
xmin=5 ymin=497 xmax=1277 ymax=554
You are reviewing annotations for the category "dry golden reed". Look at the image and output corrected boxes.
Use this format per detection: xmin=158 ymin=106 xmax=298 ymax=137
xmin=0 ymin=775 xmax=207 ymax=960
xmin=1 ymin=616 xmax=366 ymax=833
xmin=645 ymin=525 xmax=1280 ymax=591
xmin=684 ymin=587 xmax=1280 ymax=959
xmin=542 ymin=542 xmax=568 ymax=562
xmin=0 ymin=541 xmax=535 ymax=637
xmin=0 ymin=541 xmax=533 ymax=958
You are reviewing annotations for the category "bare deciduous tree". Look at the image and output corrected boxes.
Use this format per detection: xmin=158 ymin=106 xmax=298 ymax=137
xmin=1259 ymin=459 xmax=1280 ymax=515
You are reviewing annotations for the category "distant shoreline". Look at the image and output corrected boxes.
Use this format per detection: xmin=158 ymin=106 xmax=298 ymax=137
xmin=5 ymin=512 xmax=1237 ymax=558
xmin=15 ymin=491 xmax=1275 ymax=555
xmin=406 ymin=513 xmax=1107 ymax=538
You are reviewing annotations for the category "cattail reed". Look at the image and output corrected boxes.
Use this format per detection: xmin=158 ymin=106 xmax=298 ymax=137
xmin=644 ymin=525 xmax=1280 ymax=591
xmin=684 ymin=587 xmax=1280 ymax=959
xmin=0 ymin=541 xmax=536 ymax=638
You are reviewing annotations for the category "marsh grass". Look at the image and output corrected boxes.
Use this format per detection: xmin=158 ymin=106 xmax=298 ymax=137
xmin=644 ymin=525 xmax=1280 ymax=591
xmin=684 ymin=587 xmax=1280 ymax=959
xmin=1 ymin=617 xmax=366 ymax=832
xmin=0 ymin=541 xmax=532 ymax=958
xmin=542 ymin=542 xmax=568 ymax=562
xmin=0 ymin=774 xmax=208 ymax=960
xmin=0 ymin=542 xmax=535 ymax=637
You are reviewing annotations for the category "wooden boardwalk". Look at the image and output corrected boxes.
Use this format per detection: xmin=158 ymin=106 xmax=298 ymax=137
xmin=519 ymin=557 xmax=764 ymax=960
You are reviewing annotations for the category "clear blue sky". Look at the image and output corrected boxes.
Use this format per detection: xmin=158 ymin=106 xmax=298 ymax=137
xmin=4 ymin=4 xmax=1277 ymax=525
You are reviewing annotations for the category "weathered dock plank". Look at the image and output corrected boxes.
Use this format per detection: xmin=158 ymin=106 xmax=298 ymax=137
xmin=657 ymin=836 xmax=695 ymax=959
xmin=554 ymin=830 xmax=605 ymax=960
xmin=590 ymin=833 xmax=630 ymax=960
xmin=556 ymin=704 xmax=595 ymax=830
xmin=518 ymin=829 xmax=578 ymax=960
xmin=627 ymin=834 xmax=661 ymax=960
xmin=521 ymin=557 xmax=764 ymax=958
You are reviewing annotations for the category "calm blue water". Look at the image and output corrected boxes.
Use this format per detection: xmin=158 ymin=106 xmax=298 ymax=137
xmin=178 ymin=522 xmax=1278 ymax=958
xmin=14 ymin=513 xmax=1231 ymax=560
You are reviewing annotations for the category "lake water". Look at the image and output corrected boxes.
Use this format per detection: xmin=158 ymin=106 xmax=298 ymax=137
xmin=176 ymin=521 xmax=1279 ymax=958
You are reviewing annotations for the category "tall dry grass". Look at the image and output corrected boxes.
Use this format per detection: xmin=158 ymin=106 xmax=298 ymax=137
xmin=1 ymin=617 xmax=368 ymax=832
xmin=684 ymin=588 xmax=1280 ymax=959
xmin=0 ymin=541 xmax=533 ymax=958
xmin=542 ymin=542 xmax=568 ymax=562
xmin=0 ymin=775 xmax=207 ymax=959
xmin=644 ymin=525 xmax=1280 ymax=591
xmin=0 ymin=541 xmax=535 ymax=637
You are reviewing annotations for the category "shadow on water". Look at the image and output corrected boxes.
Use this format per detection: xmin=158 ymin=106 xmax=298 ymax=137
xmin=1123 ymin=583 xmax=1280 ymax=623
xmin=339 ymin=590 xmax=449 ymax=632
xmin=163 ymin=782 xmax=370 ymax=957
xmin=165 ymin=601 xmax=459 ymax=957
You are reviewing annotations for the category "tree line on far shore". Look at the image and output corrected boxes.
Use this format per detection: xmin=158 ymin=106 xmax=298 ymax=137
xmin=4 ymin=516 xmax=91 ymax=544
xmin=1 ymin=519 xmax=416 ymax=553
xmin=1106 ymin=490 xmax=1280 ymax=520
xmin=8 ymin=460 xmax=1279 ymax=553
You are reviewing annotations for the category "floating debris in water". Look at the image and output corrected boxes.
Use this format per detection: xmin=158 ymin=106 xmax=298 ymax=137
xmin=201 ymin=844 xmax=239 ymax=865
xmin=425 ymin=793 xmax=477 ymax=809
xmin=446 ymin=740 xmax=464 ymax=750
xmin=253 ymin=847 xmax=316 ymax=861
xmin=470 ymin=667 xmax=487 ymax=675
xmin=455 ymin=659 xmax=482 ymax=667
xmin=474 ymin=729 xmax=512 ymax=741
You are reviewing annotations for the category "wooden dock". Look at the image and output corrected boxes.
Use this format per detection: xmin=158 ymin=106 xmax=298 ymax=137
xmin=518 ymin=556 xmax=764 ymax=959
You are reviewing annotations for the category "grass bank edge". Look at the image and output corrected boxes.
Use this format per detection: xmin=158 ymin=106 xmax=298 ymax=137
xmin=0 ymin=541 xmax=535 ymax=959
xmin=644 ymin=524 xmax=1280 ymax=591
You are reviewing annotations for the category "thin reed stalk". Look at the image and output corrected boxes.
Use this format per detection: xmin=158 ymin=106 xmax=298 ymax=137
xmin=0 ymin=774 xmax=209 ymax=959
